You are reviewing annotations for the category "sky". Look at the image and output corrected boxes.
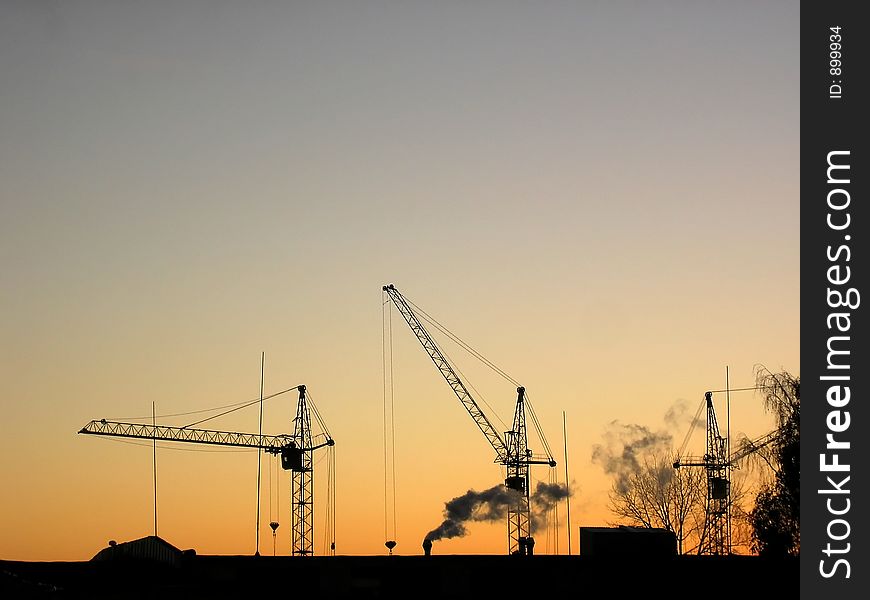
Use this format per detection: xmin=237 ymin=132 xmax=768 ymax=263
xmin=0 ymin=1 xmax=799 ymax=560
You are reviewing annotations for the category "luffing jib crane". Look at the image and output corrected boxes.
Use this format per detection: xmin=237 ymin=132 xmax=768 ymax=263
xmin=382 ymin=284 xmax=556 ymax=555
xmin=79 ymin=385 xmax=334 ymax=556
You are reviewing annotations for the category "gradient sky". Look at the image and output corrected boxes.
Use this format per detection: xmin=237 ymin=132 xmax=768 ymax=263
xmin=1 ymin=1 xmax=799 ymax=560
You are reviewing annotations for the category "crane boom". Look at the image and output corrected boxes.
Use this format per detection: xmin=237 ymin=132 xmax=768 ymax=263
xmin=729 ymin=429 xmax=779 ymax=465
xmin=79 ymin=419 xmax=335 ymax=453
xmin=79 ymin=419 xmax=296 ymax=452
xmin=383 ymin=284 xmax=557 ymax=556
xmin=79 ymin=385 xmax=335 ymax=556
xmin=383 ymin=284 xmax=509 ymax=461
xmin=673 ymin=416 xmax=779 ymax=468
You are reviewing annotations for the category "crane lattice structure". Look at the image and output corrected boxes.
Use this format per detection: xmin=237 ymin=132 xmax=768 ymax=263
xmin=79 ymin=385 xmax=334 ymax=556
xmin=673 ymin=392 xmax=729 ymax=555
xmin=290 ymin=385 xmax=315 ymax=554
xmin=383 ymin=284 xmax=556 ymax=555
xmin=673 ymin=391 xmax=778 ymax=555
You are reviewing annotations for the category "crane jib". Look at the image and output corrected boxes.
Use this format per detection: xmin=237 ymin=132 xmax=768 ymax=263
xmin=78 ymin=419 xmax=295 ymax=452
xmin=383 ymin=284 xmax=512 ymax=462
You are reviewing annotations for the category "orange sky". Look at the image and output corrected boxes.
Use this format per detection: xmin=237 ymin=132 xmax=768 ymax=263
xmin=0 ymin=2 xmax=798 ymax=560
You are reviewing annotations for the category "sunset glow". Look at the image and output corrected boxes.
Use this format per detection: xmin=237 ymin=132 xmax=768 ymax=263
xmin=0 ymin=1 xmax=798 ymax=561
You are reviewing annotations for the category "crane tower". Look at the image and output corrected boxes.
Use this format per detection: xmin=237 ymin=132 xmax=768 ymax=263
xmin=290 ymin=385 xmax=315 ymax=555
xmin=382 ymin=284 xmax=556 ymax=555
xmin=673 ymin=391 xmax=780 ymax=555
xmin=79 ymin=385 xmax=334 ymax=556
xmin=673 ymin=392 xmax=729 ymax=555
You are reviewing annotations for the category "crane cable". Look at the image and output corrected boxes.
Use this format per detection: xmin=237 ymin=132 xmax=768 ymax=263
xmin=302 ymin=386 xmax=338 ymax=554
xmin=523 ymin=392 xmax=556 ymax=461
xmin=322 ymin=444 xmax=336 ymax=555
xmin=266 ymin=454 xmax=280 ymax=556
xmin=184 ymin=386 xmax=299 ymax=428
xmin=403 ymin=297 xmax=510 ymax=431
xmin=272 ymin=454 xmax=281 ymax=524
xmin=676 ymin=385 xmax=775 ymax=459
xmin=400 ymin=291 xmax=557 ymax=459
xmin=382 ymin=295 xmax=398 ymax=548
xmin=108 ymin=386 xmax=301 ymax=424
xmin=276 ymin=454 xmax=281 ymax=554
xmin=268 ymin=454 xmax=277 ymax=557
xmin=332 ymin=446 xmax=336 ymax=555
xmin=677 ymin=396 xmax=707 ymax=459
xmin=406 ymin=297 xmax=520 ymax=388
xmin=550 ymin=468 xmax=560 ymax=555
xmin=306 ymin=390 xmax=333 ymax=441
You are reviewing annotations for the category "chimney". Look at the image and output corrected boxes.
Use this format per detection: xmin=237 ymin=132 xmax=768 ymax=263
xmin=422 ymin=538 xmax=433 ymax=556
xmin=516 ymin=537 xmax=527 ymax=556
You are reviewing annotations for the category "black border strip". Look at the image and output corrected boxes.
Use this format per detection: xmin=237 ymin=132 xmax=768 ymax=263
xmin=801 ymin=1 xmax=867 ymax=597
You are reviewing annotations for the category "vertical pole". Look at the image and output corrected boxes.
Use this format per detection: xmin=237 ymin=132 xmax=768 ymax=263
xmin=563 ymin=411 xmax=571 ymax=555
xmin=726 ymin=366 xmax=731 ymax=554
xmin=388 ymin=308 xmax=397 ymax=546
xmin=726 ymin=367 xmax=731 ymax=467
xmin=554 ymin=479 xmax=559 ymax=555
xmin=256 ymin=352 xmax=264 ymax=556
xmin=332 ymin=446 xmax=336 ymax=555
xmin=152 ymin=402 xmax=158 ymax=537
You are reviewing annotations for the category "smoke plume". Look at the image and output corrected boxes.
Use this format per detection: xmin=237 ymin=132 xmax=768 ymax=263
xmin=591 ymin=422 xmax=673 ymax=494
xmin=592 ymin=399 xmax=702 ymax=493
xmin=425 ymin=481 xmax=572 ymax=542
xmin=663 ymin=399 xmax=690 ymax=429
xmin=528 ymin=481 xmax=572 ymax=533
xmin=664 ymin=398 xmax=705 ymax=431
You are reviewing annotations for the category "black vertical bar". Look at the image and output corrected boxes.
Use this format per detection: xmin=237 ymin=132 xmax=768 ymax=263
xmin=802 ymin=1 xmax=867 ymax=596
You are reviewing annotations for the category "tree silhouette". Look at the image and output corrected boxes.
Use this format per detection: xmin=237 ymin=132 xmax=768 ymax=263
xmin=749 ymin=367 xmax=800 ymax=556
xmin=606 ymin=450 xmax=706 ymax=554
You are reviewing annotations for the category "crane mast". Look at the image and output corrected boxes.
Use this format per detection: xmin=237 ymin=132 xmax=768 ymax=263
xmin=291 ymin=385 xmax=315 ymax=555
xmin=673 ymin=392 xmax=729 ymax=554
xmin=383 ymin=284 xmax=555 ymax=555
xmin=79 ymin=385 xmax=334 ymax=556
xmin=505 ymin=387 xmax=531 ymax=554
xmin=673 ymin=391 xmax=783 ymax=556
xmin=700 ymin=391 xmax=729 ymax=555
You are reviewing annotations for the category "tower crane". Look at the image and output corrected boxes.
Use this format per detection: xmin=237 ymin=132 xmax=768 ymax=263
xmin=382 ymin=284 xmax=556 ymax=555
xmin=672 ymin=391 xmax=730 ymax=555
xmin=673 ymin=391 xmax=779 ymax=555
xmin=78 ymin=385 xmax=335 ymax=556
